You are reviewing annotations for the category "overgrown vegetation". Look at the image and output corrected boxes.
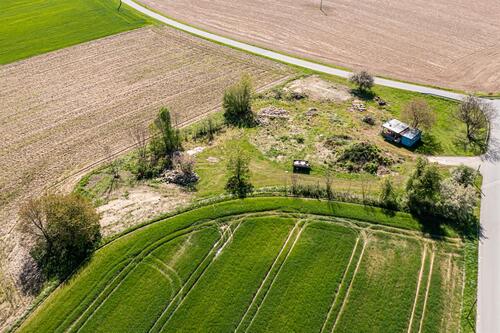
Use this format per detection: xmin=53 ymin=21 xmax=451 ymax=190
xmin=225 ymin=143 xmax=254 ymax=198
xmin=336 ymin=142 xmax=393 ymax=174
xmin=19 ymin=194 xmax=101 ymax=280
xmin=223 ymin=75 xmax=255 ymax=127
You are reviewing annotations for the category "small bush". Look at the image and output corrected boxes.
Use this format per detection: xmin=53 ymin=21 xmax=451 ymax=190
xmin=223 ymin=75 xmax=254 ymax=127
xmin=337 ymin=142 xmax=392 ymax=174
xmin=362 ymin=115 xmax=376 ymax=125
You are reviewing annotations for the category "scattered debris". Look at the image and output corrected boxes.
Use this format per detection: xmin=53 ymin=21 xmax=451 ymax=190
xmin=258 ymin=106 xmax=290 ymax=125
xmin=163 ymin=169 xmax=199 ymax=186
xmin=305 ymin=107 xmax=319 ymax=117
xmin=362 ymin=115 xmax=376 ymax=125
xmin=186 ymin=146 xmax=205 ymax=156
xmin=207 ymin=156 xmax=220 ymax=163
xmin=375 ymin=96 xmax=387 ymax=106
xmin=350 ymin=99 xmax=366 ymax=112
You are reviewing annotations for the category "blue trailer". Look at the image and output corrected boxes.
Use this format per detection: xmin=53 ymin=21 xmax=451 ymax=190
xmin=382 ymin=119 xmax=421 ymax=148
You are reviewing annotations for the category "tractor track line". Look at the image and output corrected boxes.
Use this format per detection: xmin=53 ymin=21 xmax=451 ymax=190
xmin=417 ymin=249 xmax=436 ymax=333
xmin=64 ymin=224 xmax=214 ymax=333
xmin=407 ymin=243 xmax=428 ymax=333
xmin=330 ymin=231 xmax=369 ymax=333
xmin=152 ymin=222 xmax=243 ymax=333
xmin=243 ymin=223 xmax=306 ymax=333
xmin=320 ymin=235 xmax=361 ymax=333
xmin=234 ymin=222 xmax=300 ymax=333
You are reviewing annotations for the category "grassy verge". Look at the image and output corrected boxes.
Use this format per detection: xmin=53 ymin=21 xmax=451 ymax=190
xmin=0 ymin=0 xmax=154 ymax=64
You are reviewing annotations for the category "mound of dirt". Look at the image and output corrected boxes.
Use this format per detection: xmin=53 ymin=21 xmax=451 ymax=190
xmin=283 ymin=76 xmax=352 ymax=102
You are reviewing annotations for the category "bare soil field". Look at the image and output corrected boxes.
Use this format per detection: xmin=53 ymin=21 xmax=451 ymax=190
xmin=140 ymin=0 xmax=500 ymax=93
xmin=0 ymin=26 xmax=291 ymax=330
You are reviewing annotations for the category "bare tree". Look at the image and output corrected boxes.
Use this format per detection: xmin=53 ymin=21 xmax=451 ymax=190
xmin=324 ymin=169 xmax=334 ymax=200
xmin=349 ymin=70 xmax=374 ymax=91
xmin=401 ymin=98 xmax=436 ymax=130
xmin=103 ymin=145 xmax=119 ymax=179
xmin=457 ymin=95 xmax=493 ymax=143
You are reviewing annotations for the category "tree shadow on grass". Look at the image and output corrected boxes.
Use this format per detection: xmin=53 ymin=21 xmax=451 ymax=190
xmin=351 ymin=88 xmax=375 ymax=101
xmin=411 ymin=133 xmax=443 ymax=155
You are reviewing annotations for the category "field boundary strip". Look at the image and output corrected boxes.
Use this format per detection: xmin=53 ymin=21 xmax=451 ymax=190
xmin=151 ymin=222 xmax=243 ymax=333
xmin=407 ymin=243 xmax=428 ymax=333
xmin=320 ymin=234 xmax=361 ymax=333
xmin=330 ymin=230 xmax=370 ymax=332
xmin=417 ymin=250 xmax=436 ymax=333
xmin=243 ymin=222 xmax=306 ymax=332
xmin=233 ymin=222 xmax=301 ymax=332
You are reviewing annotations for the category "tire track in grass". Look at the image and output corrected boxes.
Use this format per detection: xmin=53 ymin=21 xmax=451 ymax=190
xmin=417 ymin=249 xmax=436 ymax=333
xmin=407 ymin=243 xmax=428 ymax=333
xmin=242 ymin=222 xmax=306 ymax=333
xmin=330 ymin=230 xmax=369 ymax=333
xmin=64 ymin=223 xmax=215 ymax=333
xmin=149 ymin=222 xmax=243 ymax=333
xmin=320 ymin=234 xmax=361 ymax=333
xmin=233 ymin=222 xmax=301 ymax=333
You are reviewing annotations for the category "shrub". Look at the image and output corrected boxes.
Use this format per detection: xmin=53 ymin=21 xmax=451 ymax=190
xmin=223 ymin=75 xmax=254 ymax=127
xmin=19 ymin=194 xmax=101 ymax=279
xmin=362 ymin=115 xmax=376 ymax=125
xmin=379 ymin=178 xmax=399 ymax=210
xmin=405 ymin=158 xmax=442 ymax=217
xmin=337 ymin=142 xmax=392 ymax=174
xmin=225 ymin=147 xmax=253 ymax=198
xmin=349 ymin=70 xmax=374 ymax=91
xmin=439 ymin=179 xmax=478 ymax=223
xmin=452 ymin=165 xmax=478 ymax=187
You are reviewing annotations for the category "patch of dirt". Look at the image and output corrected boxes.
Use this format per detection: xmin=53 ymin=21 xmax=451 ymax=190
xmin=141 ymin=0 xmax=500 ymax=92
xmin=98 ymin=184 xmax=192 ymax=236
xmin=284 ymin=76 xmax=352 ymax=102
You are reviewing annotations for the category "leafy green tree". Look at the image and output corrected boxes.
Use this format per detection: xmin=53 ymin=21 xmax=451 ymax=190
xmin=225 ymin=148 xmax=253 ymax=198
xmin=406 ymin=158 xmax=442 ymax=216
xmin=19 ymin=194 xmax=101 ymax=279
xmin=149 ymin=107 xmax=182 ymax=171
xmin=223 ymin=75 xmax=254 ymax=127
xmin=379 ymin=178 xmax=398 ymax=210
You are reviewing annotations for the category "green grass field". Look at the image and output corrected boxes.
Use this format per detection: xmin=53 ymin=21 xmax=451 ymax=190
xmin=0 ymin=0 xmax=153 ymax=64
xmin=17 ymin=197 xmax=466 ymax=333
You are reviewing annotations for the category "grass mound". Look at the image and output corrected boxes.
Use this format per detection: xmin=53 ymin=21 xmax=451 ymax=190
xmin=17 ymin=197 xmax=465 ymax=333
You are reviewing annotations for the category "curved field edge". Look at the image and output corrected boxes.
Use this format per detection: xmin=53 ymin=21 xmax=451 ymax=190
xmin=17 ymin=197 xmax=468 ymax=332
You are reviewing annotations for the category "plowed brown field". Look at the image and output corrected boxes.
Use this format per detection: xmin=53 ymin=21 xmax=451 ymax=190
xmin=140 ymin=0 xmax=500 ymax=93
xmin=0 ymin=26 xmax=291 ymax=329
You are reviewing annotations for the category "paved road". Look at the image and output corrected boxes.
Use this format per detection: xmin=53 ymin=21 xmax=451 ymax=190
xmin=123 ymin=1 xmax=499 ymax=330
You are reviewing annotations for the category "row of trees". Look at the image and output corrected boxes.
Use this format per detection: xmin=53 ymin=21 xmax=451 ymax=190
xmin=380 ymin=158 xmax=479 ymax=226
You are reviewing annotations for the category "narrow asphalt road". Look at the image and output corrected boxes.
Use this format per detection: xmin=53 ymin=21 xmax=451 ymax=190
xmin=123 ymin=1 xmax=499 ymax=330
